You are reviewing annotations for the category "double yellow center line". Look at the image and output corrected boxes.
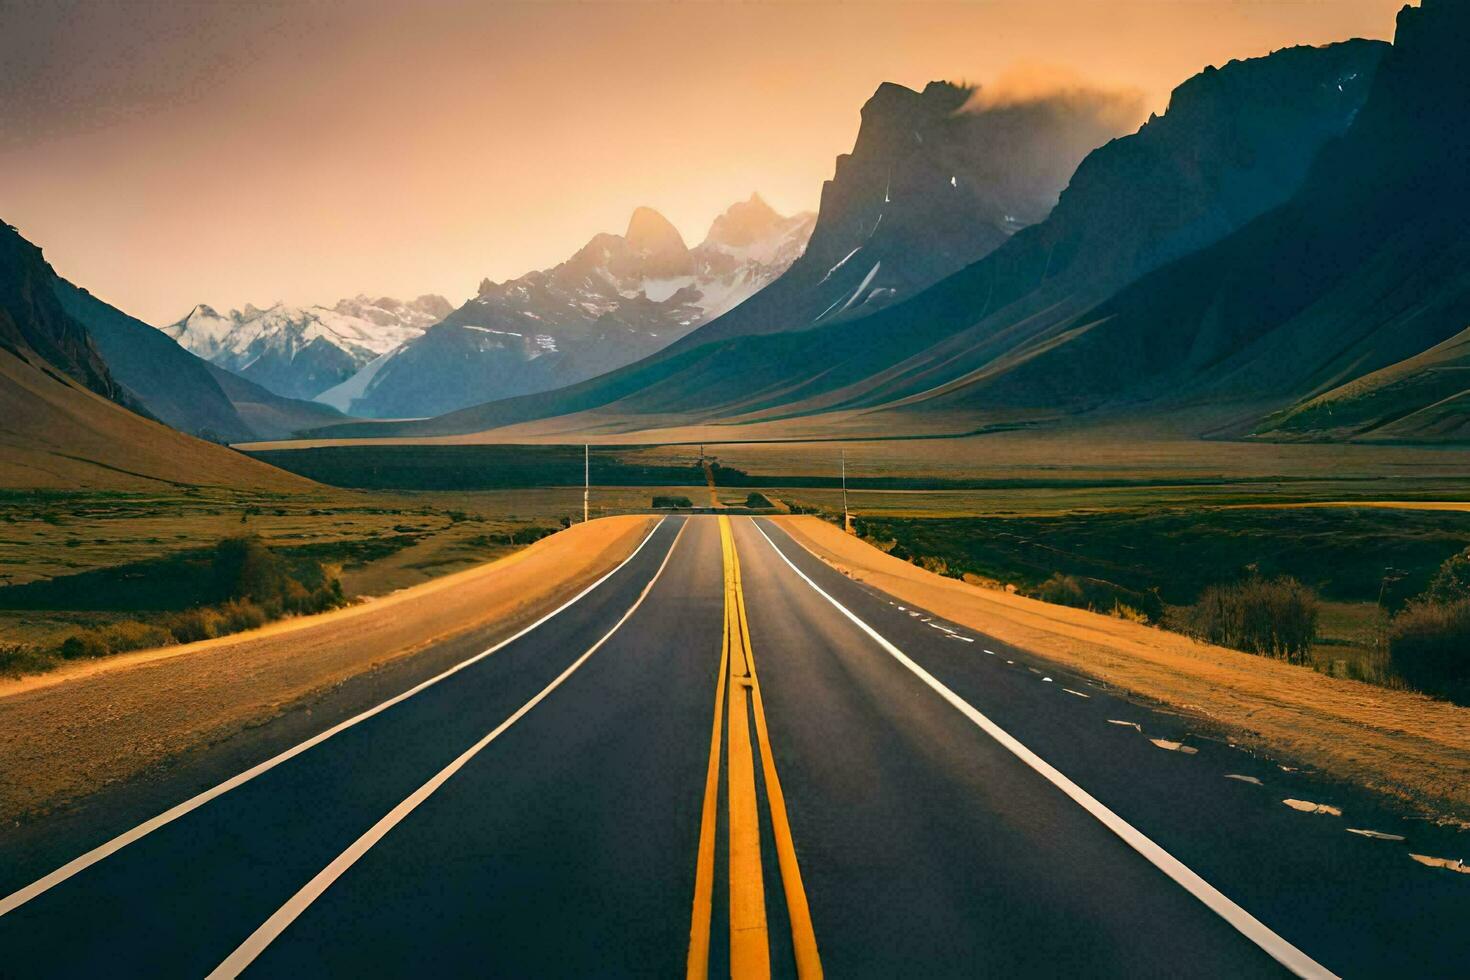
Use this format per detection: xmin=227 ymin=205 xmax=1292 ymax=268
xmin=688 ymin=517 xmax=822 ymax=979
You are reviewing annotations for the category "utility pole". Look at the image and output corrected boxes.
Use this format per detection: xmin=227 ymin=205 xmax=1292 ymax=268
xmin=584 ymin=443 xmax=590 ymax=524
xmin=841 ymin=449 xmax=851 ymax=534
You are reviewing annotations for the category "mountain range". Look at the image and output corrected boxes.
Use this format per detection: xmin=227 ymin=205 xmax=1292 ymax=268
xmin=163 ymin=294 xmax=454 ymax=402
xmin=9 ymin=0 xmax=1467 ymax=487
xmin=318 ymin=196 xmax=815 ymax=418
xmin=314 ymin=35 xmax=1390 ymax=441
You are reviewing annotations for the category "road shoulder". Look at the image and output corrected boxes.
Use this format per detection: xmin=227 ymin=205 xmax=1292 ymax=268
xmin=0 ymin=516 xmax=657 ymax=823
xmin=773 ymin=516 xmax=1470 ymax=818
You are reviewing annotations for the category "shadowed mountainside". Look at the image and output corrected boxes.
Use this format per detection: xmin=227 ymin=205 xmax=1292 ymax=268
xmin=0 ymin=222 xmax=314 ymax=490
xmin=54 ymin=280 xmax=345 ymax=442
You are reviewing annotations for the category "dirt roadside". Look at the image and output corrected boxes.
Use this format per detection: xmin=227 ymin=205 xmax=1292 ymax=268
xmin=774 ymin=516 xmax=1470 ymax=818
xmin=0 ymin=516 xmax=657 ymax=822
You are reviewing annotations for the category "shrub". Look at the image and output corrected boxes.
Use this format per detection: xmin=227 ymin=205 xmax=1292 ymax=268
xmin=917 ymin=555 xmax=951 ymax=576
xmin=744 ymin=492 xmax=774 ymax=509
xmin=1387 ymin=599 xmax=1470 ymax=700
xmin=58 ymin=620 xmax=172 ymax=659
xmin=166 ymin=607 xmax=226 ymax=643
xmin=59 ymin=631 xmax=109 ymax=659
xmin=1037 ymin=573 xmax=1163 ymax=624
xmin=652 ymin=495 xmax=694 ymax=509
xmin=1423 ymin=548 xmax=1470 ymax=604
xmin=0 ymin=643 xmax=57 ymax=678
xmin=219 ymin=599 xmax=269 ymax=632
xmin=212 ymin=536 xmax=289 ymax=604
xmin=1182 ymin=575 xmax=1318 ymax=662
xmin=100 ymin=621 xmax=173 ymax=653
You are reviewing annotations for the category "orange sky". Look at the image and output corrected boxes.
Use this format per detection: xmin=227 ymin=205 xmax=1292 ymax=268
xmin=0 ymin=0 xmax=1403 ymax=324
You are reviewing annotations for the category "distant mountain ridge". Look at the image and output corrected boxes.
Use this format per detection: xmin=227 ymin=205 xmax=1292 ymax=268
xmin=307 ymin=38 xmax=1386 ymax=441
xmin=163 ymin=294 xmax=453 ymax=401
xmin=55 ymin=281 xmax=345 ymax=442
xmin=319 ymin=196 xmax=814 ymax=418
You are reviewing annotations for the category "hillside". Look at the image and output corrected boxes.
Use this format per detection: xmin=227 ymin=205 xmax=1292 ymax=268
xmin=53 ymin=280 xmax=346 ymax=442
xmin=301 ymin=40 xmax=1384 ymax=441
xmin=0 ymin=223 xmax=315 ymax=490
xmin=932 ymin=0 xmax=1468 ymax=435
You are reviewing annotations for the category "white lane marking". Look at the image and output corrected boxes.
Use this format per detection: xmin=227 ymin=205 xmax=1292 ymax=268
xmin=1108 ymin=720 xmax=1143 ymax=732
xmin=984 ymin=649 xmax=997 ymax=656
xmin=752 ymin=521 xmax=1337 ymax=980
xmin=1345 ymin=829 xmax=1404 ymax=841
xmin=0 ymin=518 xmax=670 ymax=920
xmin=1225 ymin=774 xmax=1263 ymax=786
xmin=1150 ymin=739 xmax=1198 ymax=755
xmin=207 ymin=517 xmax=687 ymax=978
xmin=1062 ymin=689 xmax=1090 ymax=699
xmin=1283 ymin=799 xmax=1342 ymax=817
xmin=1409 ymin=854 xmax=1469 ymax=874
xmin=1042 ymin=677 xmax=1053 ymax=683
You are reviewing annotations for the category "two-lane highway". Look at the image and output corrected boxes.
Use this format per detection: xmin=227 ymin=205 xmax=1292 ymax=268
xmin=0 ymin=516 xmax=1464 ymax=977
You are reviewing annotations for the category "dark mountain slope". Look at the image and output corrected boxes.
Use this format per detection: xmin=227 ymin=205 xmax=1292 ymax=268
xmin=925 ymin=0 xmax=1468 ymax=433
xmin=53 ymin=280 xmax=346 ymax=442
xmin=307 ymin=39 xmax=1383 ymax=440
xmin=661 ymin=79 xmax=1138 ymax=349
xmin=0 ymin=223 xmax=312 ymax=489
xmin=0 ymin=224 xmax=119 ymax=403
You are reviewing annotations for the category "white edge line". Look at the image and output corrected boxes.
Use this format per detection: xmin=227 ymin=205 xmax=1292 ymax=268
xmin=206 ymin=518 xmax=686 ymax=978
xmin=0 ymin=517 xmax=670 ymax=919
xmin=751 ymin=520 xmax=1337 ymax=980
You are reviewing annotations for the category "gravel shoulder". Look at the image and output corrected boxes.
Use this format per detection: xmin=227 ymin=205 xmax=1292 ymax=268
xmin=775 ymin=516 xmax=1470 ymax=818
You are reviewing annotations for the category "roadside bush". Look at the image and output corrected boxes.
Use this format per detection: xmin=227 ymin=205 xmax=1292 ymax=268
xmin=212 ymin=536 xmax=289 ymax=604
xmin=0 ymin=643 xmax=57 ymax=678
xmin=165 ymin=607 xmax=226 ymax=643
xmin=1387 ymin=599 xmax=1470 ymax=700
xmin=652 ymin=495 xmax=693 ymax=509
xmin=59 ymin=620 xmax=172 ymax=659
xmin=917 ymin=555 xmax=951 ymax=577
xmin=1182 ymin=576 xmax=1318 ymax=662
xmin=59 ymin=632 xmax=108 ymax=659
xmin=1423 ymin=547 xmax=1470 ymax=604
xmin=101 ymin=621 xmax=173 ymax=653
xmin=744 ymin=492 xmax=774 ymax=509
xmin=219 ymin=598 xmax=269 ymax=632
xmin=1037 ymin=573 xmax=1164 ymax=624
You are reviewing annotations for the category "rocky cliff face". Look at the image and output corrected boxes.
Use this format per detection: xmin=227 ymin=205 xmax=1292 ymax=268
xmin=675 ymin=77 xmax=1142 ymax=349
xmin=0 ymin=222 xmax=120 ymax=403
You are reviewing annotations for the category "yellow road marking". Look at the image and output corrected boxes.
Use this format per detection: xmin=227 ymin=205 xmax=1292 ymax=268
xmin=724 ymin=517 xmax=770 ymax=977
xmin=730 ymin=519 xmax=823 ymax=979
xmin=687 ymin=530 xmax=732 ymax=980
xmin=688 ymin=517 xmax=822 ymax=979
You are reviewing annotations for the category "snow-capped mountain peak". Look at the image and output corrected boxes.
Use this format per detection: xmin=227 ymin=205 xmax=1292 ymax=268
xmin=160 ymin=294 xmax=451 ymax=401
xmin=325 ymin=197 xmax=815 ymax=418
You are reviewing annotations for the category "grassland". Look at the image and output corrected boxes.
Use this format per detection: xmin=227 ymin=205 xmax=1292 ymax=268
xmin=10 ymin=427 xmax=1470 ymax=687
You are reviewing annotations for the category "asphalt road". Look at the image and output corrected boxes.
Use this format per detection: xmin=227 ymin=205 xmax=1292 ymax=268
xmin=0 ymin=515 xmax=1464 ymax=978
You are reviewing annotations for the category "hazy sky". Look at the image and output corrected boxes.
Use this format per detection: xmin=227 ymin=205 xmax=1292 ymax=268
xmin=1 ymin=0 xmax=1402 ymax=324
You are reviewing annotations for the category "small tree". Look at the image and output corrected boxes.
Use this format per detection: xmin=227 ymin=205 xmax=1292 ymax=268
xmin=1183 ymin=575 xmax=1318 ymax=662
xmin=1387 ymin=599 xmax=1470 ymax=700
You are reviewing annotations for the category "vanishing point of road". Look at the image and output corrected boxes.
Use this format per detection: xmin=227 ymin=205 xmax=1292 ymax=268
xmin=0 ymin=517 xmax=1463 ymax=978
